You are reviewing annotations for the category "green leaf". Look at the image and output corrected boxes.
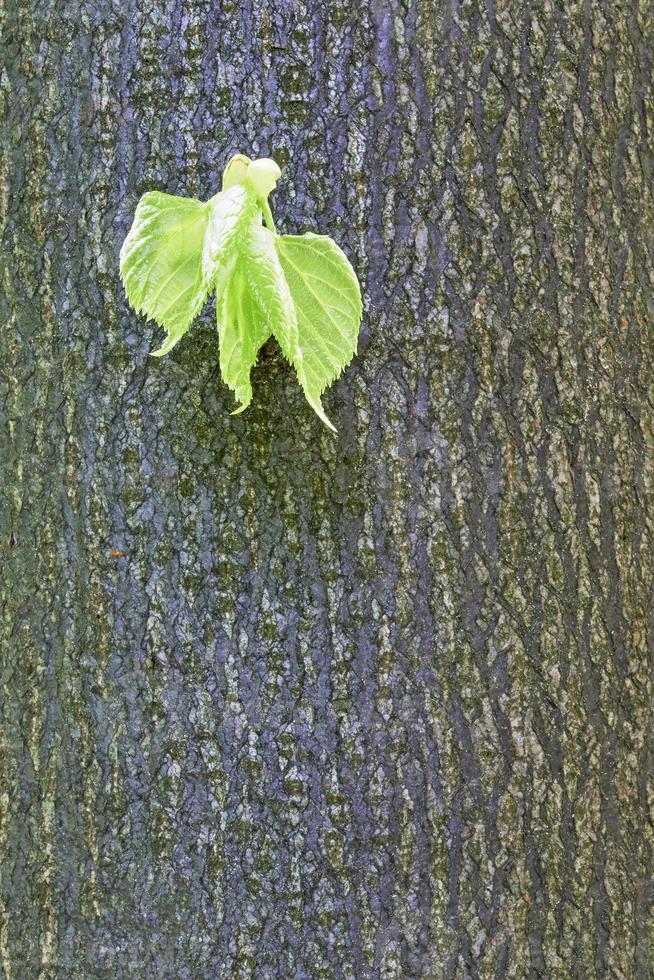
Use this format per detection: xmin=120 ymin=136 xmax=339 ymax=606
xmin=276 ymin=233 xmax=362 ymax=431
xmin=119 ymin=185 xmax=254 ymax=356
xmin=202 ymin=184 xmax=255 ymax=291
xmin=240 ymin=221 xmax=299 ymax=363
xmin=216 ymin=263 xmax=271 ymax=414
xmin=119 ymin=192 xmax=213 ymax=355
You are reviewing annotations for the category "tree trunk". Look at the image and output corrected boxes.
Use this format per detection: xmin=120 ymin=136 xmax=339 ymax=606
xmin=2 ymin=1 xmax=652 ymax=976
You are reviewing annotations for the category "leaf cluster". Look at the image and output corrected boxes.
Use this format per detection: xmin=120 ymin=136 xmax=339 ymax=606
xmin=119 ymin=154 xmax=362 ymax=430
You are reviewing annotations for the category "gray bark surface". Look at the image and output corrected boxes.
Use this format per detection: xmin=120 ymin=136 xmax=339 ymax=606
xmin=1 ymin=1 xmax=653 ymax=977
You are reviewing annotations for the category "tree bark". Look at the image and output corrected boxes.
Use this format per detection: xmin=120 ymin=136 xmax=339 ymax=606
xmin=1 ymin=1 xmax=653 ymax=977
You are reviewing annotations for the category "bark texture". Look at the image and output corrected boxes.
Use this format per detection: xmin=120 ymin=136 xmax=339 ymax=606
xmin=1 ymin=1 xmax=653 ymax=977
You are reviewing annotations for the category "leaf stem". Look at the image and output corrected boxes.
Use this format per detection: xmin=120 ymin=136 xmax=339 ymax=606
xmin=261 ymin=199 xmax=277 ymax=235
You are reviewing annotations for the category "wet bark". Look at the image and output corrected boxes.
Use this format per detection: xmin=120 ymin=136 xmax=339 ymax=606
xmin=1 ymin=1 xmax=653 ymax=976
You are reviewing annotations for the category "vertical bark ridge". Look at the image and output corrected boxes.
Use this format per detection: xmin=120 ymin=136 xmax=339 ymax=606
xmin=1 ymin=0 xmax=652 ymax=976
